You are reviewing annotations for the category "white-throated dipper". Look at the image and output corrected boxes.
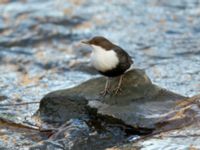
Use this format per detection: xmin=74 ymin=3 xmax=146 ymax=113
xmin=82 ymin=36 xmax=133 ymax=96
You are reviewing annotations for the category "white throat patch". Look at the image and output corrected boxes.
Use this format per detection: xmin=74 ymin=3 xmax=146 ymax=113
xmin=90 ymin=45 xmax=119 ymax=72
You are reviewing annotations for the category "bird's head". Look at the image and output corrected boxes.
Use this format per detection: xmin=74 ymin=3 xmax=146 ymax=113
xmin=82 ymin=36 xmax=114 ymax=50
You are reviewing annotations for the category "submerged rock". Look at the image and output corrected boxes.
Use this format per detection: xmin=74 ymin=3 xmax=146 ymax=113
xmin=30 ymin=118 xmax=126 ymax=150
xmin=36 ymin=69 xmax=186 ymax=129
xmin=30 ymin=119 xmax=90 ymax=150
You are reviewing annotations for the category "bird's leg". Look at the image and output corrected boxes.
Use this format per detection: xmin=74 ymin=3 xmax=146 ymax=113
xmin=113 ymin=75 xmax=123 ymax=95
xmin=100 ymin=77 xmax=111 ymax=96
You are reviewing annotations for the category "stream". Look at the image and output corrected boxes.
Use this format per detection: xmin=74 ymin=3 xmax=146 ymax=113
xmin=0 ymin=0 xmax=200 ymax=149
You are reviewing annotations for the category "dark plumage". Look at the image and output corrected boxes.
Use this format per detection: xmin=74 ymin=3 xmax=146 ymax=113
xmin=99 ymin=45 xmax=133 ymax=77
xmin=82 ymin=36 xmax=133 ymax=95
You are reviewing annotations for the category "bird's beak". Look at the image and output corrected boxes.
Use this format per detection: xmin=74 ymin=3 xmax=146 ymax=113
xmin=81 ymin=40 xmax=90 ymax=44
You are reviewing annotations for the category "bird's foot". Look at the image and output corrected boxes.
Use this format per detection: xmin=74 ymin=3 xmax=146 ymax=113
xmin=112 ymin=86 xmax=122 ymax=95
xmin=99 ymin=89 xmax=111 ymax=97
xmin=112 ymin=75 xmax=123 ymax=95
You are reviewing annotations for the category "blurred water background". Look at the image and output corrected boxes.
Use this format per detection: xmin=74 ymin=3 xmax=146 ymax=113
xmin=0 ymin=0 xmax=200 ymax=149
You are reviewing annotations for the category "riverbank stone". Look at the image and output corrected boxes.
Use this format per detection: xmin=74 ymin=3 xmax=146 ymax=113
xmin=36 ymin=69 xmax=186 ymax=129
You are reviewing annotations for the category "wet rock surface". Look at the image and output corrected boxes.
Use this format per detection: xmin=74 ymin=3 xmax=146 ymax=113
xmin=112 ymin=95 xmax=200 ymax=150
xmin=0 ymin=0 xmax=200 ymax=149
xmin=34 ymin=69 xmax=190 ymax=149
xmin=37 ymin=69 xmax=186 ymax=129
xmin=30 ymin=119 xmax=126 ymax=150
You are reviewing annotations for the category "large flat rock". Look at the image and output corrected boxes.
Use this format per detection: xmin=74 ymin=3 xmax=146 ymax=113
xmin=36 ymin=69 xmax=186 ymax=129
xmin=110 ymin=94 xmax=200 ymax=150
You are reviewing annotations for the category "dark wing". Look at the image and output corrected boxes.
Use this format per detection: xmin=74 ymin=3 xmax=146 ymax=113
xmin=114 ymin=46 xmax=133 ymax=70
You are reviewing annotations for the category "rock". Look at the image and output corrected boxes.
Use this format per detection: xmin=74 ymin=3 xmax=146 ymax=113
xmin=30 ymin=118 xmax=126 ymax=150
xmin=30 ymin=119 xmax=90 ymax=150
xmin=36 ymin=69 xmax=186 ymax=130
xmin=110 ymin=94 xmax=200 ymax=150
xmin=0 ymin=117 xmax=46 ymax=150
xmin=0 ymin=95 xmax=7 ymax=101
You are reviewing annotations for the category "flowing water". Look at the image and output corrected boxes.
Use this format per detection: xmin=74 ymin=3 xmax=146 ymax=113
xmin=0 ymin=0 xmax=200 ymax=149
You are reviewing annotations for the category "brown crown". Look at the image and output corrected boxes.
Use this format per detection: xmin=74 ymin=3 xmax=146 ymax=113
xmin=82 ymin=36 xmax=115 ymax=50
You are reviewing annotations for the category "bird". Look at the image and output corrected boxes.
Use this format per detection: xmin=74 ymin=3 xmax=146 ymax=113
xmin=82 ymin=36 xmax=133 ymax=96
